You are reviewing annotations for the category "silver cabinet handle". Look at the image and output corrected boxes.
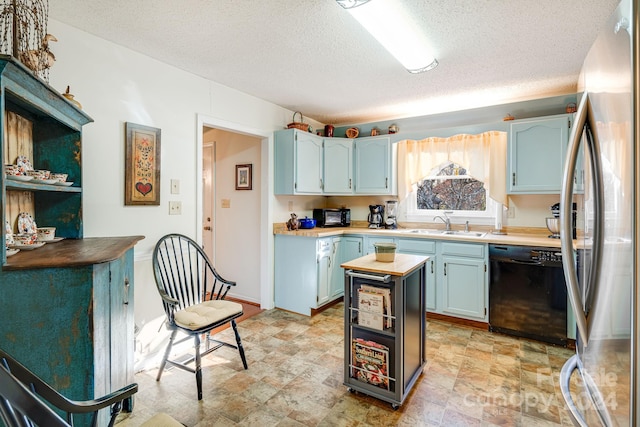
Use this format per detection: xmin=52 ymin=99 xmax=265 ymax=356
xmin=124 ymin=278 xmax=130 ymax=305
xmin=443 ymin=263 xmax=447 ymax=276
xmin=346 ymin=270 xmax=391 ymax=282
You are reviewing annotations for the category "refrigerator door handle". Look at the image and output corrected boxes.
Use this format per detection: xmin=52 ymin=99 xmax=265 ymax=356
xmin=561 ymin=93 xmax=606 ymax=347
xmin=560 ymin=355 xmax=589 ymax=427
xmin=560 ymin=94 xmax=589 ymax=345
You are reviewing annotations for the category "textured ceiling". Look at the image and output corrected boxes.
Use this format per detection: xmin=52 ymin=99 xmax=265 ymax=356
xmin=48 ymin=0 xmax=620 ymax=125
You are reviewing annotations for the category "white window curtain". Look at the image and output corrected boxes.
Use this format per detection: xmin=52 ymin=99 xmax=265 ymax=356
xmin=396 ymin=131 xmax=508 ymax=206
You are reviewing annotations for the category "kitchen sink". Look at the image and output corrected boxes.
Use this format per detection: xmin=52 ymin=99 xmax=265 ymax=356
xmin=402 ymin=229 xmax=443 ymax=235
xmin=402 ymin=229 xmax=487 ymax=238
xmin=441 ymin=230 xmax=487 ymax=238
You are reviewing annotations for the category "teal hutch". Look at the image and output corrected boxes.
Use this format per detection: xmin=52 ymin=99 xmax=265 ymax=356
xmin=0 ymin=55 xmax=142 ymax=426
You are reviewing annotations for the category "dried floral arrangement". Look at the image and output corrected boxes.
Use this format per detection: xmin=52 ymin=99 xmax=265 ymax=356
xmin=0 ymin=0 xmax=54 ymax=81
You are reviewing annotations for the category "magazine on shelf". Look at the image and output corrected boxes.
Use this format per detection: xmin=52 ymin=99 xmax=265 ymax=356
xmin=357 ymin=288 xmax=384 ymax=330
xmin=351 ymin=338 xmax=390 ymax=390
xmin=360 ymin=285 xmax=392 ymax=328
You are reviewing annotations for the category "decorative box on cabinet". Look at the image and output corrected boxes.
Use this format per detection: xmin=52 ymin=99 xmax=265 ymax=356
xmin=342 ymin=253 xmax=427 ymax=408
xmin=508 ymin=114 xmax=571 ymax=194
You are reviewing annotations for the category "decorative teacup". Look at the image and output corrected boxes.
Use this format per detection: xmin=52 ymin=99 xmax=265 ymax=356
xmin=50 ymin=173 xmax=68 ymax=182
xmin=14 ymin=233 xmax=37 ymax=245
xmin=4 ymin=164 xmax=20 ymax=176
xmin=26 ymin=170 xmax=50 ymax=180
xmin=37 ymin=227 xmax=56 ymax=241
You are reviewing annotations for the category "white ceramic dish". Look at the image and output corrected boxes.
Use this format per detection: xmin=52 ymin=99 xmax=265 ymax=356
xmin=32 ymin=179 xmax=59 ymax=185
xmin=6 ymin=248 xmax=19 ymax=256
xmin=37 ymin=236 xmax=64 ymax=243
xmin=54 ymin=181 xmax=74 ymax=187
xmin=8 ymin=242 xmax=45 ymax=250
xmin=6 ymin=175 xmax=33 ymax=182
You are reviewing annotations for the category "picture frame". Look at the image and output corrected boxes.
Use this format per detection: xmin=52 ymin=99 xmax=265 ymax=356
xmin=235 ymin=164 xmax=252 ymax=190
xmin=125 ymin=122 xmax=161 ymax=205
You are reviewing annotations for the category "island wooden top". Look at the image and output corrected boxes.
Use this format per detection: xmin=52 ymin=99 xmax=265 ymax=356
xmin=3 ymin=236 xmax=144 ymax=270
xmin=341 ymin=253 xmax=428 ymax=277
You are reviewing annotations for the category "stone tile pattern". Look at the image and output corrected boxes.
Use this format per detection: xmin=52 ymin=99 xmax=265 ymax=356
xmin=117 ymin=303 xmax=577 ymax=426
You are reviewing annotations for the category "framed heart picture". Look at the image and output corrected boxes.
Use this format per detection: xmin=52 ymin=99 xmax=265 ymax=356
xmin=125 ymin=122 xmax=161 ymax=205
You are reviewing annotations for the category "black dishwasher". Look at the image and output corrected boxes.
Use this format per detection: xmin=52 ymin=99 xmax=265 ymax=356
xmin=489 ymin=244 xmax=568 ymax=346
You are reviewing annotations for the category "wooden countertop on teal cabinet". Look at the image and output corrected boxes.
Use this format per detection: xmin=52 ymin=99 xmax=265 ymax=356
xmin=341 ymin=253 xmax=428 ymax=276
xmin=3 ymin=236 xmax=144 ymax=270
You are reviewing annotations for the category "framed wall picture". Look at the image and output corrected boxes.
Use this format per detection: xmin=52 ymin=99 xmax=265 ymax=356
xmin=125 ymin=122 xmax=161 ymax=205
xmin=235 ymin=164 xmax=252 ymax=190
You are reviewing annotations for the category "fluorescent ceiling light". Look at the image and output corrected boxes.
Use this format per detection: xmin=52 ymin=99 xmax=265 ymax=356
xmin=337 ymin=0 xmax=438 ymax=73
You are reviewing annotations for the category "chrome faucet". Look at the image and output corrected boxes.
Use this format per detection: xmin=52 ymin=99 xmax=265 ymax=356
xmin=434 ymin=213 xmax=451 ymax=231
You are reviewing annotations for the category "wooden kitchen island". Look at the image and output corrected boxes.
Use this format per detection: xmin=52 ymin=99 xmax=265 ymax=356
xmin=341 ymin=253 xmax=428 ymax=408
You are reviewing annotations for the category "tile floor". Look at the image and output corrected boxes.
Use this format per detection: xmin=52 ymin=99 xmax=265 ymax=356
xmin=116 ymin=303 xmax=577 ymax=426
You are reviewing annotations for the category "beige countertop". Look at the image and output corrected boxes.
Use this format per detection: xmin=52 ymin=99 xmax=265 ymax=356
xmin=273 ymin=222 xmax=568 ymax=248
xmin=341 ymin=253 xmax=429 ymax=276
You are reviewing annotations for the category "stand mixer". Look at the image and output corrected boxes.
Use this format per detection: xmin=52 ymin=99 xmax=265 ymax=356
xmin=368 ymin=205 xmax=384 ymax=229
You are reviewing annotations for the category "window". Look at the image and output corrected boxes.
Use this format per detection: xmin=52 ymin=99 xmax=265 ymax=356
xmin=404 ymin=161 xmax=498 ymax=225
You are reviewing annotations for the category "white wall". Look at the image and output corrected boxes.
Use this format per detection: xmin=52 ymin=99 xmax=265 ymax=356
xmin=45 ymin=20 xmax=307 ymax=367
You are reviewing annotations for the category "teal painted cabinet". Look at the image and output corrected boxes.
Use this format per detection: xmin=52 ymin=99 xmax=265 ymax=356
xmin=364 ymin=235 xmax=396 ymax=255
xmin=0 ymin=56 xmax=142 ymax=426
xmin=508 ymin=114 xmax=571 ymax=194
xmin=397 ymin=238 xmax=437 ymax=312
xmin=274 ymin=129 xmax=323 ymax=194
xmin=323 ymin=138 xmax=353 ymax=194
xmin=354 ymin=136 xmax=391 ymax=194
xmin=275 ymin=235 xmax=344 ymax=315
xmin=0 ymin=238 xmax=142 ymax=426
xmin=275 ymin=130 xmax=393 ymax=196
xmin=333 ymin=236 xmax=363 ymax=298
xmin=439 ymin=241 xmax=488 ymax=321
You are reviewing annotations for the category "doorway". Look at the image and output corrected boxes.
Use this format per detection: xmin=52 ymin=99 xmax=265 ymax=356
xmin=197 ymin=115 xmax=273 ymax=309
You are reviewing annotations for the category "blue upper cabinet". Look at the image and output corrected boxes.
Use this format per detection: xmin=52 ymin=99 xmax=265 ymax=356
xmin=275 ymin=130 xmax=393 ymax=196
xmin=508 ymin=114 xmax=571 ymax=194
xmin=274 ymin=129 xmax=323 ymax=194
xmin=323 ymin=138 xmax=353 ymax=194
xmin=354 ymin=136 xmax=391 ymax=194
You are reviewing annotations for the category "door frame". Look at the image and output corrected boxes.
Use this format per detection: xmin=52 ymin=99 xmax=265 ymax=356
xmin=196 ymin=114 xmax=274 ymax=309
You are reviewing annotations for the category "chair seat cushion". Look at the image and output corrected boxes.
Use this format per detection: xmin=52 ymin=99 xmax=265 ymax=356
xmin=174 ymin=300 xmax=243 ymax=330
xmin=140 ymin=412 xmax=184 ymax=426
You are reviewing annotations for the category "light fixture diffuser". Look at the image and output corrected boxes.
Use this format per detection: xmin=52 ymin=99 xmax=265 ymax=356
xmin=337 ymin=0 xmax=438 ymax=73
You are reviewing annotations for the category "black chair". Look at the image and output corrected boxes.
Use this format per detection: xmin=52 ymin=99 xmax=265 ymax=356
xmin=152 ymin=233 xmax=248 ymax=400
xmin=0 ymin=348 xmax=137 ymax=427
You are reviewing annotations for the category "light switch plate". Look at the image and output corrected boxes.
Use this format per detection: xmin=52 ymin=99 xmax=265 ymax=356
xmin=170 ymin=179 xmax=180 ymax=194
xmin=221 ymin=199 xmax=231 ymax=208
xmin=169 ymin=201 xmax=182 ymax=215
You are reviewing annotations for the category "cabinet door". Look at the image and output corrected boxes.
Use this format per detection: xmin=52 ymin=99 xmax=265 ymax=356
xmin=329 ymin=237 xmax=343 ymax=298
xmin=508 ymin=115 xmax=570 ymax=194
xmin=324 ymin=138 xmax=353 ymax=194
xmin=336 ymin=236 xmax=363 ymax=297
xmin=296 ymin=132 xmax=323 ymax=193
xmin=109 ymin=250 xmax=135 ymax=392
xmin=397 ymin=239 xmax=437 ymax=312
xmin=317 ymin=239 xmax=331 ymax=306
xmin=354 ymin=137 xmax=391 ymax=194
xmin=441 ymin=255 xmax=486 ymax=320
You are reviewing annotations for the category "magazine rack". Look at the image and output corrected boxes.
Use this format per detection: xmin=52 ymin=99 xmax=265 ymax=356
xmin=341 ymin=253 xmax=428 ymax=409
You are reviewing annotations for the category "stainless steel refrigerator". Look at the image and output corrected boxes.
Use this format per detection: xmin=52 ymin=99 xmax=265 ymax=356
xmin=559 ymin=0 xmax=636 ymax=425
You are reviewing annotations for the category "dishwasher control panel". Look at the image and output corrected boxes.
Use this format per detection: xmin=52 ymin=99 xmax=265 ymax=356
xmin=531 ymin=249 xmax=562 ymax=263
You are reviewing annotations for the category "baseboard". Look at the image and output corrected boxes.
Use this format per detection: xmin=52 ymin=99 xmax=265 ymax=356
xmin=427 ymin=312 xmax=489 ymax=330
xmin=311 ymin=297 xmax=344 ymax=316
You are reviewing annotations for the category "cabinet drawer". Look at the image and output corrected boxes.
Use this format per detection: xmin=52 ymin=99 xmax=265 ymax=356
xmin=397 ymin=238 xmax=435 ymax=254
xmin=440 ymin=242 xmax=485 ymax=258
